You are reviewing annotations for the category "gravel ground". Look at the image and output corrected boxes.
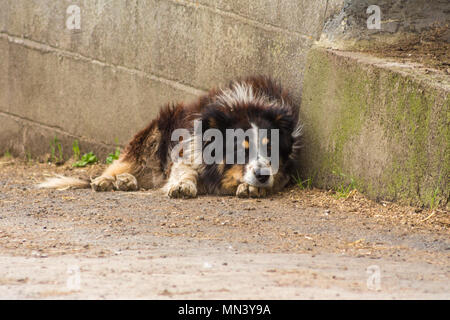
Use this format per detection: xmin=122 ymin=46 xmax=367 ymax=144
xmin=0 ymin=159 xmax=448 ymax=299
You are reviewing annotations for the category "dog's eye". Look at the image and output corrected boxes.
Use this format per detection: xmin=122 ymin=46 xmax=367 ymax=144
xmin=242 ymin=139 xmax=249 ymax=149
xmin=261 ymin=137 xmax=269 ymax=145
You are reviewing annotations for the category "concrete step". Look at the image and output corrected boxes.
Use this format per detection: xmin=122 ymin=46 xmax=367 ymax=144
xmin=300 ymin=47 xmax=449 ymax=207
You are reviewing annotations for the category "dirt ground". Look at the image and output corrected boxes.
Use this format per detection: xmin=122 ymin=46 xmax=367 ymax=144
xmin=0 ymin=158 xmax=448 ymax=299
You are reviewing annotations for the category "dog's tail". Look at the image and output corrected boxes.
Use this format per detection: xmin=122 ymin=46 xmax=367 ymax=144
xmin=37 ymin=175 xmax=90 ymax=190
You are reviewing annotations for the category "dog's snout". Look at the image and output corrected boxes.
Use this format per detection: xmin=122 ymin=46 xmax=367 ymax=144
xmin=254 ymin=167 xmax=269 ymax=183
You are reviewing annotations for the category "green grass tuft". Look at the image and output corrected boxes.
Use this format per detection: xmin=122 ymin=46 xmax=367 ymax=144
xmin=292 ymin=172 xmax=314 ymax=190
xmin=332 ymin=170 xmax=357 ymax=199
xmin=50 ymin=137 xmax=64 ymax=164
xmin=72 ymin=140 xmax=81 ymax=160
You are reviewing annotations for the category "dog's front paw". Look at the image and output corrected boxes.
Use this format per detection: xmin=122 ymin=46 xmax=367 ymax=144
xmin=167 ymin=181 xmax=197 ymax=199
xmin=91 ymin=175 xmax=115 ymax=192
xmin=236 ymin=183 xmax=268 ymax=198
xmin=114 ymin=173 xmax=138 ymax=191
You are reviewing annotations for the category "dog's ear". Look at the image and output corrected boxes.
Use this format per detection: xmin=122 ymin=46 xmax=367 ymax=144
xmin=201 ymin=103 xmax=232 ymax=132
xmin=265 ymin=108 xmax=296 ymax=134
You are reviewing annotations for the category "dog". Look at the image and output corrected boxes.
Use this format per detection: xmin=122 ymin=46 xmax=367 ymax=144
xmin=39 ymin=76 xmax=302 ymax=198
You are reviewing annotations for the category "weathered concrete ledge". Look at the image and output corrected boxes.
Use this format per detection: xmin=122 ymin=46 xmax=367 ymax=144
xmin=319 ymin=0 xmax=450 ymax=50
xmin=300 ymin=48 xmax=449 ymax=207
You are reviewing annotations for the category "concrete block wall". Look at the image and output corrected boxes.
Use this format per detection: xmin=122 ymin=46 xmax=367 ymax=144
xmin=0 ymin=0 xmax=337 ymax=158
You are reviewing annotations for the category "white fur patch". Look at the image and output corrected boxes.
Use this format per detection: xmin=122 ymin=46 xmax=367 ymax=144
xmin=291 ymin=121 xmax=303 ymax=138
xmin=163 ymin=161 xmax=198 ymax=197
xmin=217 ymin=81 xmax=286 ymax=111
xmin=244 ymin=158 xmax=274 ymax=188
xmin=217 ymin=82 xmax=255 ymax=108
xmin=243 ymin=123 xmax=274 ymax=188
xmin=38 ymin=175 xmax=90 ymax=190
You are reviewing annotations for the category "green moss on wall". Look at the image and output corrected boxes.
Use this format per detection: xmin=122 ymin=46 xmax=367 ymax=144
xmin=300 ymin=48 xmax=449 ymax=207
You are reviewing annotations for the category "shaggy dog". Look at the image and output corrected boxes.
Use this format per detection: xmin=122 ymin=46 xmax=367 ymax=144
xmin=39 ymin=76 xmax=302 ymax=198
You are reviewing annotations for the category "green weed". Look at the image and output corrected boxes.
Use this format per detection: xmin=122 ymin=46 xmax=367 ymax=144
xmin=106 ymin=147 xmax=120 ymax=164
xmin=50 ymin=137 xmax=64 ymax=164
xmin=72 ymin=152 xmax=98 ymax=167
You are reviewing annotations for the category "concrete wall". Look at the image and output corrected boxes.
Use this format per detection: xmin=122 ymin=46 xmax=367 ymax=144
xmin=0 ymin=0 xmax=337 ymax=158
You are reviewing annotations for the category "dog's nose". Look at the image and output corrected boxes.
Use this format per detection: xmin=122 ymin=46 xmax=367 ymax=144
xmin=254 ymin=167 xmax=269 ymax=183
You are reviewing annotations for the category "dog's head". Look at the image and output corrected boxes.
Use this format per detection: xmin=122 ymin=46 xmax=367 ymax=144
xmin=198 ymin=89 xmax=301 ymax=192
